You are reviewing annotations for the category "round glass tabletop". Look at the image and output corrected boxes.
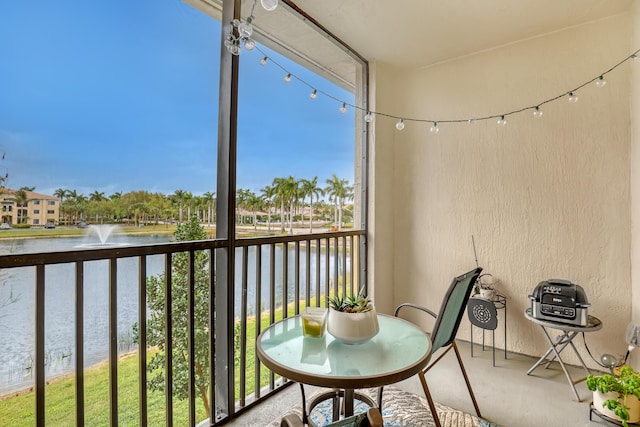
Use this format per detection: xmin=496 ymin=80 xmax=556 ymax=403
xmin=256 ymin=313 xmax=432 ymax=389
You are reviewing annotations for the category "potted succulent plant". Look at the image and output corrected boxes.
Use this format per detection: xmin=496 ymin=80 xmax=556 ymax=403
xmin=473 ymin=273 xmax=497 ymax=300
xmin=327 ymin=293 xmax=379 ymax=344
xmin=587 ymin=365 xmax=640 ymax=426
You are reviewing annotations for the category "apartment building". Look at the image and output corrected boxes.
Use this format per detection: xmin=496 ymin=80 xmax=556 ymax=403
xmin=0 ymin=188 xmax=60 ymax=226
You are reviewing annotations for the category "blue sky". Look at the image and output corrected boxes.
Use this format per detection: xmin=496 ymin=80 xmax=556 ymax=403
xmin=0 ymin=0 xmax=355 ymax=198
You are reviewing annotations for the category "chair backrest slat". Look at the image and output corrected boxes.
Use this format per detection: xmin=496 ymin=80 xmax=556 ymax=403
xmin=430 ymin=267 xmax=483 ymax=352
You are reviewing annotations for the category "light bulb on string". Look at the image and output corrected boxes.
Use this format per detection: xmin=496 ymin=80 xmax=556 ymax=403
xmin=468 ymin=119 xmax=475 ymax=125
xmin=364 ymin=112 xmax=374 ymax=123
xmin=309 ymin=89 xmax=317 ymax=99
xmin=284 ymin=74 xmax=292 ymax=83
xmin=339 ymin=103 xmax=347 ymax=114
xmin=430 ymin=122 xmax=440 ymax=134
xmin=568 ymin=92 xmax=579 ymax=103
xmin=260 ymin=0 xmax=278 ymax=11
xmin=533 ymin=107 xmax=543 ymax=118
xmin=633 ymin=54 xmax=639 ymax=62
xmin=260 ymin=56 xmax=268 ymax=66
xmin=243 ymin=38 xmax=255 ymax=51
xmin=595 ymin=76 xmax=607 ymax=88
xmin=497 ymin=116 xmax=507 ymax=126
xmin=238 ymin=18 xmax=253 ymax=38
xmin=396 ymin=119 xmax=405 ymax=131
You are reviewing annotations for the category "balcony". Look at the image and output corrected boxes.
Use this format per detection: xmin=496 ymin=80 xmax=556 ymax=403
xmin=0 ymin=228 xmax=365 ymax=426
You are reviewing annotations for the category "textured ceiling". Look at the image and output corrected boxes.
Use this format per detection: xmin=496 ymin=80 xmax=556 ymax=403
xmin=187 ymin=0 xmax=633 ymax=90
xmin=288 ymin=0 xmax=633 ymax=68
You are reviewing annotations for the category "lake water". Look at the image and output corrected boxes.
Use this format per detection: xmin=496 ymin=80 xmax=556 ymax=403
xmin=0 ymin=233 xmax=346 ymax=395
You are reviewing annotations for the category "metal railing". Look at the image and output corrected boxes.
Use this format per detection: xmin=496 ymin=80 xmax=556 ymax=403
xmin=0 ymin=229 xmax=365 ymax=426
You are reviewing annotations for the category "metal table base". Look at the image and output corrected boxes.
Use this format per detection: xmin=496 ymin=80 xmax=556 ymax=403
xmin=299 ymin=384 xmax=378 ymax=427
xmin=524 ymin=308 xmax=602 ymax=401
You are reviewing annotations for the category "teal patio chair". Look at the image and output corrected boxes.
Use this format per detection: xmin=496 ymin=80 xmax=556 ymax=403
xmin=392 ymin=267 xmax=483 ymax=427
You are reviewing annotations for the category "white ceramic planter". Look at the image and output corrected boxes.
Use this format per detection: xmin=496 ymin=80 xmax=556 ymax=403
xmin=327 ymin=308 xmax=379 ymax=344
xmin=479 ymin=288 xmax=495 ymax=300
xmin=593 ymin=390 xmax=640 ymax=424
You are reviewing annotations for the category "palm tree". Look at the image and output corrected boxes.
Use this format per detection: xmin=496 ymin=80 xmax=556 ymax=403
xmin=53 ymin=188 xmax=69 ymax=223
xmin=170 ymin=190 xmax=188 ymax=223
xmin=236 ymin=188 xmax=252 ymax=225
xmin=53 ymin=188 xmax=67 ymax=202
xmin=260 ymin=185 xmax=275 ymax=232
xmin=11 ymin=188 xmax=31 ymax=224
xmin=325 ymin=175 xmax=353 ymax=231
xmin=272 ymin=178 xmax=288 ymax=233
xmin=280 ymin=176 xmax=299 ymax=235
xmin=0 ymin=150 xmax=7 ymax=193
xmin=300 ymin=177 xmax=323 ymax=232
xmin=245 ymin=192 xmax=263 ymax=230
xmin=202 ymin=192 xmax=216 ymax=226
xmin=89 ymin=191 xmax=106 ymax=202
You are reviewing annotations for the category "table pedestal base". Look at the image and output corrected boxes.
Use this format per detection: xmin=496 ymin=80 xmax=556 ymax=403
xmin=300 ymin=384 xmax=377 ymax=427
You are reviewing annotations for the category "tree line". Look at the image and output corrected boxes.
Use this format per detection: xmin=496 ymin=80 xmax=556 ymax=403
xmin=16 ymin=174 xmax=353 ymax=231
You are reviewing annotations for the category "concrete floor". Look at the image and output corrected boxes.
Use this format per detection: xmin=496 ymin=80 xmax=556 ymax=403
xmin=223 ymin=340 xmax=611 ymax=427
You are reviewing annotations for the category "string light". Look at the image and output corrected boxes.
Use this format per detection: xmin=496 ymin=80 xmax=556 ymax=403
xmin=533 ymin=106 xmax=543 ymax=118
xmin=253 ymin=44 xmax=639 ymax=130
xmin=225 ymin=0 xmax=277 ymax=56
xmin=567 ymin=92 xmax=579 ymax=103
xmin=260 ymin=0 xmax=278 ymax=11
xmin=310 ymin=89 xmax=317 ymax=99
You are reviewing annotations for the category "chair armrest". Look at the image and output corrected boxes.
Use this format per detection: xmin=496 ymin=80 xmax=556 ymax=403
xmin=366 ymin=408 xmax=384 ymax=427
xmin=280 ymin=414 xmax=304 ymax=427
xmin=394 ymin=303 xmax=437 ymax=319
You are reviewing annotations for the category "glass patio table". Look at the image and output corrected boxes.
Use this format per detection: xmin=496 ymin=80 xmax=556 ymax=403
xmin=256 ymin=313 xmax=432 ymax=425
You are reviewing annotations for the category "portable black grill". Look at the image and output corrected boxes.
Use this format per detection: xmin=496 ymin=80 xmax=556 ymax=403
xmin=529 ymin=279 xmax=590 ymax=326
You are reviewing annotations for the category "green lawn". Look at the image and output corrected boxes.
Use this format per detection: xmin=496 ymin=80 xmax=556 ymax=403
xmin=0 ymin=300 xmax=337 ymax=426
xmin=0 ymin=351 xmax=208 ymax=426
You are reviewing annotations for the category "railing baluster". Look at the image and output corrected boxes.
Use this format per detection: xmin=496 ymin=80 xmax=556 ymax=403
xmin=138 ymin=256 xmax=148 ymax=427
xmin=315 ymin=239 xmax=321 ymax=307
xmin=165 ymin=253 xmax=173 ymax=427
xmin=305 ymin=240 xmax=311 ymax=307
xmin=208 ymin=248 xmax=216 ymax=423
xmin=35 ymin=264 xmax=45 ymax=427
xmin=240 ymin=246 xmax=248 ymax=406
xmin=282 ymin=243 xmax=288 ymax=318
xmin=76 ymin=262 xmax=85 ymax=427
xmin=342 ymin=236 xmax=348 ymax=296
xmin=254 ymin=244 xmax=262 ymax=399
xmin=269 ymin=243 xmax=275 ymax=389
xmin=109 ymin=258 xmax=118 ymax=427
xmin=294 ymin=240 xmax=300 ymax=314
xmin=325 ymin=238 xmax=330 ymax=302
xmin=188 ymin=251 xmax=196 ymax=427
xmin=334 ymin=237 xmax=340 ymax=297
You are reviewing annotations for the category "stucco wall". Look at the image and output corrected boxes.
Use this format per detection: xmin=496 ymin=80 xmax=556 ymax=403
xmin=630 ymin=1 xmax=640 ymax=368
xmin=371 ymin=14 xmax=634 ymax=365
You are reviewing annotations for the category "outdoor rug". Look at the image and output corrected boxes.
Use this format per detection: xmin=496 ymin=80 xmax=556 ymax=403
xmin=267 ymin=385 xmax=502 ymax=427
